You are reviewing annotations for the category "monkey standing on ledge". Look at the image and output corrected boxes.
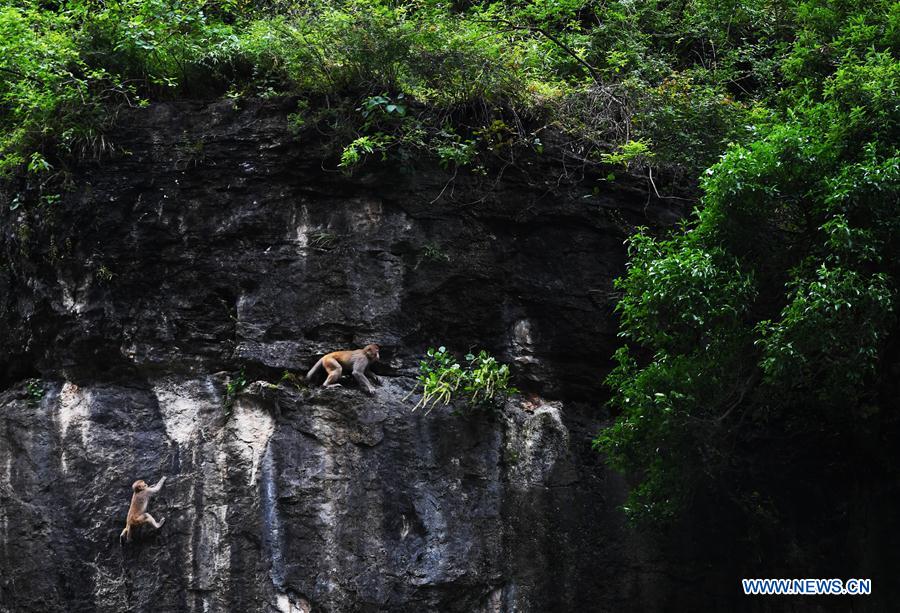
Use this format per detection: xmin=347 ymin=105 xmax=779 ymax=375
xmin=307 ymin=344 xmax=381 ymax=395
xmin=120 ymin=476 xmax=167 ymax=544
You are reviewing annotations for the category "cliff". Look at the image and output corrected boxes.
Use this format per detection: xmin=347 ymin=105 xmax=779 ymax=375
xmin=0 ymin=100 xmax=685 ymax=612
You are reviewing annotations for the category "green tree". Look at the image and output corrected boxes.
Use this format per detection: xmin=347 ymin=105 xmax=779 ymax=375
xmin=597 ymin=0 xmax=900 ymax=530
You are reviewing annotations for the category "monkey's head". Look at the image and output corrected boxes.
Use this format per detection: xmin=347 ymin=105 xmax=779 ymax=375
xmin=132 ymin=480 xmax=148 ymax=492
xmin=363 ymin=344 xmax=380 ymax=362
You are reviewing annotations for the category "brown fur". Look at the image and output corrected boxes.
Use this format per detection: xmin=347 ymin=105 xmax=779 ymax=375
xmin=120 ymin=477 xmax=166 ymax=543
xmin=307 ymin=344 xmax=381 ymax=394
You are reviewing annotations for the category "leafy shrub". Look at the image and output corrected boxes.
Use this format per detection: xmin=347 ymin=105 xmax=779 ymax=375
xmin=0 ymin=0 xmax=802 ymax=185
xmin=408 ymin=347 xmax=517 ymax=413
xmin=0 ymin=5 xmax=115 ymax=177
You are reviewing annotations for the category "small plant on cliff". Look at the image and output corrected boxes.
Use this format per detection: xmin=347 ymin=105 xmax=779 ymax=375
xmin=223 ymin=368 xmax=248 ymax=418
xmin=420 ymin=243 xmax=450 ymax=265
xmin=25 ymin=378 xmax=44 ymax=407
xmin=407 ymin=346 xmax=516 ymax=413
xmin=600 ymin=138 xmax=654 ymax=169
xmin=95 ymin=263 xmax=114 ymax=283
xmin=339 ymin=134 xmax=393 ymax=168
xmin=358 ymin=93 xmax=407 ymax=120
xmin=280 ymin=370 xmax=305 ymax=391
xmin=308 ymin=231 xmax=340 ymax=251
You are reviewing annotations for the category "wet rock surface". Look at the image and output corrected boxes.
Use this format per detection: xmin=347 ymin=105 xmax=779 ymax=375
xmin=0 ymin=100 xmax=684 ymax=612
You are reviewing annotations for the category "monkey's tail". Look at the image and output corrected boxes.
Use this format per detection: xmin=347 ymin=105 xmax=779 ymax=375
xmin=306 ymin=358 xmax=324 ymax=381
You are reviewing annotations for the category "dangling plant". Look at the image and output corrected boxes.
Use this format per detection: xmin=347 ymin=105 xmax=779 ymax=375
xmin=407 ymin=346 xmax=516 ymax=413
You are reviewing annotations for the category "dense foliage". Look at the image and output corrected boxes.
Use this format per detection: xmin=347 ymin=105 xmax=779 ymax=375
xmin=596 ymin=0 xmax=900 ymax=544
xmin=2 ymin=0 xmax=801 ymax=193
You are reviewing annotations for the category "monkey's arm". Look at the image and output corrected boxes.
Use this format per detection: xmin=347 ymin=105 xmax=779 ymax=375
xmin=352 ymin=360 xmax=376 ymax=395
xmin=366 ymin=369 xmax=380 ymax=385
xmin=148 ymin=476 xmax=167 ymax=494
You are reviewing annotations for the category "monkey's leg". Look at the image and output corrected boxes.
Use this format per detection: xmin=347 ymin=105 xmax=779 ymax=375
xmin=306 ymin=358 xmax=324 ymax=381
xmin=323 ymin=358 xmax=342 ymax=388
xmin=120 ymin=526 xmax=130 ymax=543
xmin=142 ymin=513 xmax=165 ymax=529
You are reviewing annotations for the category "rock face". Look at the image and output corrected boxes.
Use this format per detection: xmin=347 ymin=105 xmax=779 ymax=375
xmin=0 ymin=100 xmax=681 ymax=612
